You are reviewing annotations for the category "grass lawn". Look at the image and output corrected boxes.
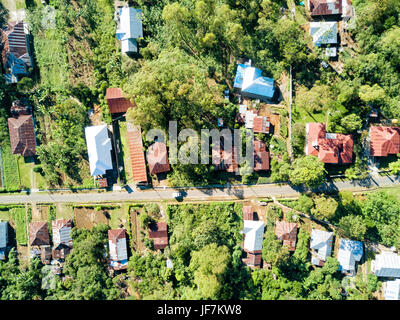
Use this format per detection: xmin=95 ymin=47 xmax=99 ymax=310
xmin=18 ymin=156 xmax=32 ymax=189
xmin=1 ymin=145 xmax=21 ymax=190
xmin=109 ymin=205 xmax=129 ymax=230
xmin=293 ymin=104 xmax=327 ymax=125
xmin=33 ymin=29 xmax=69 ymax=89
xmin=0 ymin=209 xmax=9 ymax=221
xmin=9 ymin=207 xmax=27 ymax=245
xmin=119 ymin=120 xmax=133 ymax=184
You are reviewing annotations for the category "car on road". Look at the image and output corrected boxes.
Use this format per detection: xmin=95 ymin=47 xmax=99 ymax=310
xmin=173 ymin=192 xmax=183 ymax=199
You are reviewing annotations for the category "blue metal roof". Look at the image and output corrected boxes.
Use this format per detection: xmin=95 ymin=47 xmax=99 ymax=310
xmin=233 ymin=64 xmax=275 ymax=100
xmin=339 ymin=238 xmax=363 ymax=260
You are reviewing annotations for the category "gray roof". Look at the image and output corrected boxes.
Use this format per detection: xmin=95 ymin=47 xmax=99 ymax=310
xmin=0 ymin=222 xmax=8 ymax=248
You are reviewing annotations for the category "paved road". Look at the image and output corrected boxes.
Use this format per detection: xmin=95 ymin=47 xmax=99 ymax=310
xmin=0 ymin=174 xmax=398 ymax=204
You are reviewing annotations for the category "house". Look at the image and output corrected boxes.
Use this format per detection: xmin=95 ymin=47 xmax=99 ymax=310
xmin=212 ymin=137 xmax=239 ymax=173
xmin=29 ymin=221 xmax=50 ymax=247
xmin=8 ymin=115 xmax=36 ymax=157
xmin=242 ymin=219 xmax=264 ymax=268
xmin=146 ymin=142 xmax=170 ymax=175
xmin=305 ymin=122 xmax=353 ymax=164
xmin=373 ymin=253 xmax=400 ymax=278
xmin=385 ymin=279 xmax=400 ymax=300
xmin=253 ymin=140 xmax=269 ymax=172
xmin=309 ymin=22 xmax=338 ymax=46
xmin=369 ymin=126 xmax=400 ymax=157
xmin=106 ymin=88 xmax=135 ymax=114
xmin=0 ymin=221 xmax=8 ymax=260
xmin=1 ymin=21 xmax=31 ymax=83
xmin=253 ymin=116 xmax=270 ymax=134
xmin=275 ymin=221 xmax=298 ymax=251
xmin=337 ymin=239 xmax=363 ymax=275
xmin=116 ymin=7 xmax=143 ymax=54
xmin=233 ymin=63 xmax=275 ymax=102
xmin=148 ymin=222 xmax=168 ymax=250
xmin=308 ymin=0 xmax=354 ymax=20
xmin=85 ymin=125 xmax=113 ymax=177
xmin=127 ymin=122 xmax=147 ymax=183
xmin=108 ymin=229 xmax=128 ymax=271
xmin=52 ymin=219 xmax=73 ymax=261
xmin=310 ymin=229 xmax=334 ymax=266
xmin=242 ymin=206 xmax=255 ymax=221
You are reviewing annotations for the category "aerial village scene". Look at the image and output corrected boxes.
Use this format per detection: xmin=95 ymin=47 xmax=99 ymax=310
xmin=0 ymin=0 xmax=400 ymax=303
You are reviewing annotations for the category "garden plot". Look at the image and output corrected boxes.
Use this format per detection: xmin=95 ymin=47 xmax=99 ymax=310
xmin=74 ymin=207 xmax=109 ymax=229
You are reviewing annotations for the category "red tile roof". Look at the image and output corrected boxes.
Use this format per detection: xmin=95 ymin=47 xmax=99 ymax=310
xmin=275 ymin=221 xmax=298 ymax=251
xmin=370 ymin=126 xmax=400 ymax=157
xmin=254 ymin=140 xmax=269 ymax=171
xmin=29 ymin=221 xmax=50 ymax=246
xmin=146 ymin=142 xmax=170 ymax=175
xmin=127 ymin=123 xmax=147 ymax=183
xmin=305 ymin=123 xmax=353 ymax=164
xmin=253 ymin=116 xmax=270 ymax=134
xmin=106 ymin=88 xmax=135 ymax=114
xmin=309 ymin=0 xmax=342 ymax=16
xmin=8 ymin=115 xmax=36 ymax=157
xmin=148 ymin=222 xmax=168 ymax=250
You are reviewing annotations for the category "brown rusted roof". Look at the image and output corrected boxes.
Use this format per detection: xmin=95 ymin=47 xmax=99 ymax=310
xmin=8 ymin=115 xmax=36 ymax=157
xmin=275 ymin=221 xmax=298 ymax=251
xmin=29 ymin=221 xmax=50 ymax=246
xmin=127 ymin=123 xmax=147 ymax=183
xmin=253 ymin=116 xmax=270 ymax=134
xmin=370 ymin=126 xmax=400 ymax=157
xmin=108 ymin=228 xmax=126 ymax=241
xmin=243 ymin=252 xmax=262 ymax=267
xmin=148 ymin=222 xmax=168 ymax=250
xmin=106 ymin=88 xmax=135 ymax=114
xmin=1 ymin=22 xmax=29 ymax=68
xmin=146 ymin=142 xmax=170 ymax=175
xmin=242 ymin=206 xmax=255 ymax=221
xmin=254 ymin=140 xmax=269 ymax=171
xmin=309 ymin=0 xmax=342 ymax=16
xmin=212 ymin=136 xmax=239 ymax=173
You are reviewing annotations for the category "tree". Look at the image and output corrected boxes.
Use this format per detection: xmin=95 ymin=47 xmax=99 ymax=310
xmin=359 ymin=84 xmax=386 ymax=107
xmin=189 ymin=243 xmax=231 ymax=299
xmin=389 ymin=158 xmax=400 ymax=175
xmin=338 ymin=215 xmax=367 ymax=240
xmin=262 ymin=229 xmax=290 ymax=267
xmin=289 ymin=156 xmax=326 ymax=189
xmin=340 ymin=113 xmax=363 ymax=133
xmin=296 ymin=194 xmax=314 ymax=214
xmin=295 ymin=84 xmax=334 ymax=114
xmin=310 ymin=195 xmax=338 ymax=221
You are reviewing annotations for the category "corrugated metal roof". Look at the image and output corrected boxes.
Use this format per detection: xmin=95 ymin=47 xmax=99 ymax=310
xmin=310 ymin=229 xmax=333 ymax=264
xmin=254 ymin=140 xmax=269 ymax=171
xmin=385 ymin=279 xmax=400 ymax=300
xmin=374 ymin=253 xmax=400 ymax=278
xmin=275 ymin=221 xmax=297 ymax=251
xmin=116 ymin=8 xmax=143 ymax=54
xmin=234 ymin=64 xmax=275 ymax=100
xmin=108 ymin=229 xmax=128 ymax=262
xmin=29 ymin=221 xmax=50 ymax=246
xmin=127 ymin=123 xmax=147 ymax=183
xmin=338 ymin=238 xmax=363 ymax=272
xmin=0 ymin=222 xmax=8 ymax=248
xmin=85 ymin=125 xmax=113 ymax=176
xmin=310 ymin=22 xmax=338 ymax=45
xmin=52 ymin=219 xmax=73 ymax=247
xmin=106 ymin=88 xmax=135 ymax=114
xmin=243 ymin=220 xmax=264 ymax=252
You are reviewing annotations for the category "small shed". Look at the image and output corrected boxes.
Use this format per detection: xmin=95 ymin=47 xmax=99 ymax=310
xmin=148 ymin=222 xmax=168 ymax=250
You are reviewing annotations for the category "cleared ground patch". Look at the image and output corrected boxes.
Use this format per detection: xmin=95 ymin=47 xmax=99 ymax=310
xmin=74 ymin=207 xmax=109 ymax=229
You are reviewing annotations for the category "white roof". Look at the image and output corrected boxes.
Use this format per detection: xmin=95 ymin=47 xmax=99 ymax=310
xmin=374 ymin=253 xmax=400 ymax=278
xmin=109 ymin=238 xmax=128 ymax=262
xmin=117 ymin=7 xmax=143 ymax=40
xmin=85 ymin=125 xmax=113 ymax=176
xmin=310 ymin=229 xmax=333 ymax=262
xmin=243 ymin=220 xmax=264 ymax=252
xmin=53 ymin=225 xmax=71 ymax=247
xmin=310 ymin=22 xmax=338 ymax=45
xmin=385 ymin=279 xmax=400 ymax=300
